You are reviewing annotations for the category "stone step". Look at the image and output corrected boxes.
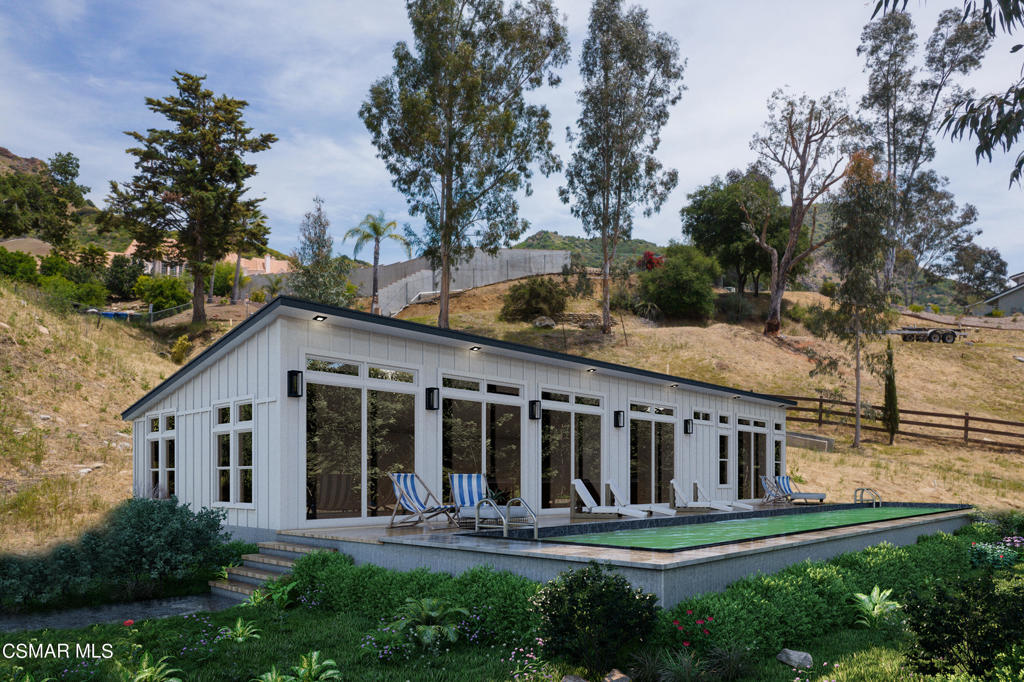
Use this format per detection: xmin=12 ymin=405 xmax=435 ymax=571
xmin=208 ymin=579 xmax=256 ymax=602
xmin=227 ymin=565 xmax=281 ymax=585
xmin=256 ymin=541 xmax=337 ymax=557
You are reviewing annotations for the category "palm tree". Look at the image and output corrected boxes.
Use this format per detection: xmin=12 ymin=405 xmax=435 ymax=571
xmin=344 ymin=212 xmax=411 ymax=315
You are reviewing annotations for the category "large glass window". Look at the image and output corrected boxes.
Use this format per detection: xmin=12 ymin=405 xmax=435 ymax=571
xmin=214 ymin=401 xmax=253 ymax=505
xmin=737 ymin=428 xmax=768 ymax=499
xmin=630 ymin=418 xmax=674 ymax=506
xmin=575 ymin=413 xmax=601 ymax=501
xmin=366 ymin=390 xmax=415 ymax=517
xmin=541 ymin=410 xmax=572 ymax=509
xmin=145 ymin=413 xmax=175 ymax=499
xmin=306 ymin=384 xmax=361 ymax=519
xmin=718 ymin=434 xmax=729 ymax=486
xmin=442 ymin=397 xmax=521 ymax=503
xmin=630 ymin=420 xmax=653 ymax=505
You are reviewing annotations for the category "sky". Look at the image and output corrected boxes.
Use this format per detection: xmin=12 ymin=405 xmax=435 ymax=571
xmin=1 ymin=0 xmax=1021 ymax=275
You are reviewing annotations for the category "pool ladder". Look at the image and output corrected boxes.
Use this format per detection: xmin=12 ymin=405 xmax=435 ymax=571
xmin=474 ymin=497 xmax=539 ymax=539
xmin=854 ymin=488 xmax=882 ymax=507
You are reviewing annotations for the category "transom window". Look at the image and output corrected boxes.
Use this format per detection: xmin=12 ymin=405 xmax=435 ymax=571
xmin=306 ymin=355 xmax=417 ymax=385
xmin=719 ymin=415 xmax=730 ymax=425
xmin=307 ymin=358 xmax=359 ymax=376
xmin=145 ymin=413 xmax=176 ymax=499
xmin=541 ymin=391 xmax=570 ymax=403
xmin=213 ymin=400 xmax=254 ymax=505
xmin=693 ymin=410 xmax=711 ymax=422
xmin=443 ymin=376 xmax=480 ymax=391
xmin=487 ymin=383 xmax=520 ymax=396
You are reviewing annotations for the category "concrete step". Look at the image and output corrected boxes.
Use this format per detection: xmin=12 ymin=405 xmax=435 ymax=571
xmin=227 ymin=565 xmax=282 ymax=587
xmin=209 ymin=579 xmax=255 ymax=602
xmin=242 ymin=553 xmax=293 ymax=572
xmin=256 ymin=541 xmax=337 ymax=558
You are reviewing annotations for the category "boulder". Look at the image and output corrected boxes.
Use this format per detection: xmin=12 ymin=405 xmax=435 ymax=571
xmin=777 ymin=648 xmax=813 ymax=669
xmin=1014 ymin=356 xmax=1024 ymax=363
xmin=578 ymin=318 xmax=601 ymax=329
xmin=562 ymin=676 xmax=589 ymax=682
xmin=37 ymin=324 xmax=49 ymax=335
xmin=533 ymin=316 xmax=556 ymax=329
xmin=603 ymin=670 xmax=630 ymax=682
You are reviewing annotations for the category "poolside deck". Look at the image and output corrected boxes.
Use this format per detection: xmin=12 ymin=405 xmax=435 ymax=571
xmin=263 ymin=504 xmax=971 ymax=608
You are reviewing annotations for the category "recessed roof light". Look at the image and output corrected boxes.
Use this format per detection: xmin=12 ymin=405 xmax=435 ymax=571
xmin=586 ymin=368 xmax=596 ymax=373
xmin=670 ymin=384 xmax=678 ymax=388
xmin=312 ymin=315 xmax=327 ymax=322
xmin=469 ymin=346 xmax=481 ymax=352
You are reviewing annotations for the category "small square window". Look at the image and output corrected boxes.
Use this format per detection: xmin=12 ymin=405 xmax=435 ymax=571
xmin=693 ymin=411 xmax=711 ymax=422
xmin=719 ymin=415 xmax=730 ymax=425
xmin=164 ymin=415 xmax=175 ymax=431
xmin=237 ymin=403 xmax=253 ymax=422
xmin=774 ymin=423 xmax=783 ymax=431
xmin=217 ymin=406 xmax=231 ymax=425
xmin=150 ymin=417 xmax=160 ymax=433
xmin=753 ymin=420 xmax=766 ymax=428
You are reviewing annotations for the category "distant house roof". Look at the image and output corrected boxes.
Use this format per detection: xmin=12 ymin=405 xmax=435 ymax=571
xmin=979 ymin=281 xmax=1024 ymax=306
xmin=0 ymin=237 xmax=52 ymax=258
xmin=122 ymin=296 xmax=795 ymax=420
xmin=1009 ymin=271 xmax=1024 ymax=286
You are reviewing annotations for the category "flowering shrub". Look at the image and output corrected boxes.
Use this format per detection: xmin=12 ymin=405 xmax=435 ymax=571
xmin=970 ymin=541 xmax=1019 ymax=569
xmin=636 ymin=251 xmax=664 ymax=270
xmin=791 ymin=660 xmax=840 ymax=682
xmin=505 ymin=639 xmax=559 ymax=681
xmin=670 ymin=608 xmax=716 ymax=653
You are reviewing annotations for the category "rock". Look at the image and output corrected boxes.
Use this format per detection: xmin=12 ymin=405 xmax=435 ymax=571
xmin=1014 ymin=356 xmax=1024 ymax=363
xmin=562 ymin=676 xmax=589 ymax=682
xmin=777 ymin=648 xmax=813 ymax=669
xmin=37 ymin=325 xmax=49 ymax=335
xmin=578 ymin=318 xmax=600 ymax=329
xmin=603 ymin=670 xmax=630 ymax=682
xmin=533 ymin=316 xmax=556 ymax=329
xmin=78 ymin=468 xmax=92 ymax=475
xmin=78 ymin=423 xmax=89 ymax=428
xmin=37 ymin=414 xmax=51 ymax=421
xmin=114 ymin=432 xmax=131 ymax=439
xmin=0 ymin=321 xmax=10 ymax=330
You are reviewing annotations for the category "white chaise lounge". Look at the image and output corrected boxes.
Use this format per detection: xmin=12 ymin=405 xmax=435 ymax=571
xmin=572 ymin=479 xmax=648 ymax=518
xmin=671 ymin=478 xmax=752 ymax=512
xmin=607 ymin=481 xmax=676 ymax=516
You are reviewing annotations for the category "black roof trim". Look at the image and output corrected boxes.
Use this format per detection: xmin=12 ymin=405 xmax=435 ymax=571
xmin=122 ymin=295 xmax=794 ymax=419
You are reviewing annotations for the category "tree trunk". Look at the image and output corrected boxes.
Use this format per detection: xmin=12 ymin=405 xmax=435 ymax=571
xmin=438 ymin=248 xmax=450 ymax=329
xmin=753 ymin=274 xmax=761 ymax=297
xmin=736 ymin=268 xmax=746 ymax=296
xmin=601 ymin=256 xmax=612 ymax=334
xmin=207 ymin=265 xmax=216 ymax=303
xmin=371 ymin=239 xmax=381 ymax=315
xmin=765 ymin=284 xmax=784 ymax=334
xmin=854 ymin=327 xmax=862 ymax=448
xmin=231 ymin=252 xmax=242 ymax=305
xmin=191 ymin=263 xmax=207 ymax=324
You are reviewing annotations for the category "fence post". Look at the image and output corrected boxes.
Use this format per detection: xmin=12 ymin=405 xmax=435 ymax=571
xmin=964 ymin=412 xmax=969 ymax=443
xmin=818 ymin=397 xmax=824 ymax=427
xmin=148 ymin=303 xmax=154 ymax=326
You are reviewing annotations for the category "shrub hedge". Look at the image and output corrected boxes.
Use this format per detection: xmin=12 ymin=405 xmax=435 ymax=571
xmin=290 ymin=552 xmax=540 ymax=645
xmin=499 ymin=276 xmax=567 ymax=322
xmin=0 ymin=498 xmax=246 ymax=611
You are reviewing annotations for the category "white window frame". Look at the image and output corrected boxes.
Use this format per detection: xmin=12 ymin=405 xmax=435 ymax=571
xmin=212 ymin=397 xmax=256 ymax=509
xmin=537 ymin=385 xmax=606 ymax=509
xmin=144 ymin=410 xmax=177 ymax=499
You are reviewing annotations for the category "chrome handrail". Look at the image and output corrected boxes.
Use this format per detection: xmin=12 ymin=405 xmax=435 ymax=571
xmin=854 ymin=488 xmax=882 ymax=508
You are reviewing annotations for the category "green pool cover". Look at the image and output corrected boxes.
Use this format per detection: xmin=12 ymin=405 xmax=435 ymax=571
xmin=554 ymin=506 xmax=959 ymax=551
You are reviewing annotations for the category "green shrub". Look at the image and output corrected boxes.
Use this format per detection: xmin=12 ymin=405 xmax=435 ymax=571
xmin=610 ymin=283 xmax=638 ymax=312
xmin=716 ymin=293 xmax=753 ymax=322
xmin=0 ymin=247 xmax=39 ymax=284
xmin=38 ymin=254 xmax=70 ymax=278
xmin=785 ymin=302 xmax=808 ymax=323
xmin=819 ymin=280 xmax=837 ymax=298
xmin=929 ymin=303 xmax=940 ymax=314
xmin=170 ymin=334 xmax=193 ymax=364
xmin=531 ymin=562 xmax=659 ymax=674
xmin=249 ymin=289 xmax=267 ymax=303
xmin=213 ymin=261 xmax=249 ymax=297
xmin=908 ymin=304 xmax=925 ymax=312
xmin=990 ymin=308 xmax=1006 ymax=318
xmin=499 ymin=276 xmax=567 ymax=322
xmin=38 ymin=274 xmax=78 ymax=305
xmin=0 ymin=498 xmax=230 ymax=610
xmin=104 ymin=254 xmax=145 ymax=300
xmin=637 ymin=246 xmax=719 ymax=321
xmin=73 ymin=280 xmax=109 ymax=307
xmin=134 ymin=275 xmax=191 ymax=310
xmin=903 ymin=572 xmax=1024 ymax=677
xmin=969 ymin=542 xmax=1019 ymax=569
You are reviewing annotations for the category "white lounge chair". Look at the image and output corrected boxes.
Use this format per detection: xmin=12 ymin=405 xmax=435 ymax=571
xmin=572 ymin=479 xmax=647 ymax=519
xmin=776 ymin=475 xmax=826 ymax=504
xmin=388 ymin=472 xmax=456 ymax=527
xmin=607 ymin=481 xmax=676 ymax=516
xmin=671 ymin=478 xmax=751 ymax=511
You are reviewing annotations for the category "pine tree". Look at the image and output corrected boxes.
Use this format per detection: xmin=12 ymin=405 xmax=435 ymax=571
xmin=883 ymin=339 xmax=899 ymax=445
xmin=288 ymin=197 xmax=355 ymax=307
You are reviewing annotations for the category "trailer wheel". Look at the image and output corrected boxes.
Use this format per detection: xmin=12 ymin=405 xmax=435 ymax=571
xmin=902 ymin=334 xmax=914 ymax=342
xmin=942 ymin=331 xmax=956 ymax=343
xmin=928 ymin=331 xmax=941 ymax=342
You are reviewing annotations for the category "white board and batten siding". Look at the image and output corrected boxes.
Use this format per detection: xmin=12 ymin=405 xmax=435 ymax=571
xmin=132 ymin=322 xmax=283 ymax=532
xmin=128 ymin=299 xmax=789 ymax=535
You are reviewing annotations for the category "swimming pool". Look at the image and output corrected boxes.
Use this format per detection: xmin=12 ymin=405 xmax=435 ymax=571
xmin=545 ymin=505 xmax=962 ymax=552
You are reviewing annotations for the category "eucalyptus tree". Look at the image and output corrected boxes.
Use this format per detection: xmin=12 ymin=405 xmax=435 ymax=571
xmin=106 ymin=72 xmax=276 ymax=324
xmin=743 ymin=89 xmax=858 ymax=335
xmin=818 ymin=152 xmax=896 ymax=447
xmin=873 ymin=0 xmax=1023 ymax=185
xmin=858 ymin=9 xmax=990 ymax=295
xmin=560 ymin=0 xmax=685 ymax=334
xmin=360 ymin=0 xmax=569 ymax=329
xmin=344 ymin=212 xmax=411 ymax=315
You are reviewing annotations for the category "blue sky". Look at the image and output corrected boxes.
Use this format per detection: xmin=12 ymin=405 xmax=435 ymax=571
xmin=2 ymin=0 xmax=1021 ymax=276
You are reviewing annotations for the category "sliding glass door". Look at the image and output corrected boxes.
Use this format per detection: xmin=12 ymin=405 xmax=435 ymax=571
xmin=540 ymin=409 xmax=602 ymax=509
xmin=736 ymin=427 xmax=768 ymax=500
xmin=630 ymin=411 xmax=675 ymax=505
xmin=442 ymin=397 xmax=522 ymax=503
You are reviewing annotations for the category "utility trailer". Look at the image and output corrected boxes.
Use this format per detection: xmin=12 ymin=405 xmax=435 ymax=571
xmin=886 ymin=326 xmax=967 ymax=344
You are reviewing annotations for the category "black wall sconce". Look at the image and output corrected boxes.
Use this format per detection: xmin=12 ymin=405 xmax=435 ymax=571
xmin=683 ymin=418 xmax=693 ymax=435
xmin=528 ymin=400 xmax=541 ymax=420
xmin=287 ymin=370 xmax=304 ymax=398
xmin=614 ymin=410 xmax=625 ymax=428
xmin=425 ymin=387 xmax=440 ymax=410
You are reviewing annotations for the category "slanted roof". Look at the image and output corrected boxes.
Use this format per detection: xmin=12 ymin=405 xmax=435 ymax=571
xmin=980 ymin=281 xmax=1024 ymax=305
xmin=122 ymin=296 xmax=795 ymax=419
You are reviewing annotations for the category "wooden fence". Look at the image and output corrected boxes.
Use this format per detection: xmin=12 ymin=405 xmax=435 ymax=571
xmin=772 ymin=394 xmax=1024 ymax=451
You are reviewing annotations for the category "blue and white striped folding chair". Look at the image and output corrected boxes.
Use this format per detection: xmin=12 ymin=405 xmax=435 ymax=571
xmin=388 ymin=472 xmax=456 ymax=527
xmin=775 ymin=475 xmax=826 ymax=504
xmin=448 ymin=473 xmax=503 ymax=525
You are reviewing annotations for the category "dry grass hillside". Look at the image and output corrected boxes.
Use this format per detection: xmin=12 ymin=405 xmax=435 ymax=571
xmin=400 ymin=277 xmax=1024 ymax=510
xmin=0 ymin=282 xmax=178 ymax=555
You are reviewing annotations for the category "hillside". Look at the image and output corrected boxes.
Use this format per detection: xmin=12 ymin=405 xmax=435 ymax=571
xmin=399 ymin=277 xmax=1024 ymax=509
xmin=514 ymin=229 xmax=663 ymax=268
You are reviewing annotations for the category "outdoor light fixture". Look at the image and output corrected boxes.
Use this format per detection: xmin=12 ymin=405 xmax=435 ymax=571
xmin=469 ymin=346 xmax=481 ymax=352
xmin=614 ymin=410 xmax=625 ymax=428
xmin=312 ymin=314 xmax=327 ymax=322
xmin=287 ymin=370 xmax=304 ymax=398
xmin=670 ymin=383 xmax=679 ymax=388
xmin=586 ymin=368 xmax=596 ymax=373
xmin=529 ymin=400 xmax=541 ymax=420
xmin=683 ymin=418 xmax=694 ymax=435
xmin=425 ymin=387 xmax=440 ymax=410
